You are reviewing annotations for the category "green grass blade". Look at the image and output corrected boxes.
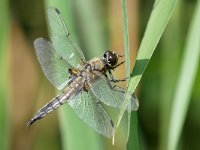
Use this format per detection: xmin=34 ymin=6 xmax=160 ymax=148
xmin=116 ymin=0 xmax=177 ymax=130
xmin=167 ymin=1 xmax=200 ymax=150
xmin=121 ymin=0 xmax=130 ymax=79
xmin=45 ymin=1 xmax=106 ymax=150
xmin=127 ymin=112 xmax=140 ymax=150
xmin=121 ymin=0 xmax=131 ymax=141
xmin=120 ymin=0 xmax=140 ymax=149
xmin=0 ymin=0 xmax=10 ymax=150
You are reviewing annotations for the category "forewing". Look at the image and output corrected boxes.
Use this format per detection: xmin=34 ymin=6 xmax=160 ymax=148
xmin=47 ymin=7 xmax=86 ymax=68
xmin=68 ymin=90 xmax=114 ymax=137
xmin=88 ymin=71 xmax=139 ymax=111
xmin=34 ymin=38 xmax=70 ymax=90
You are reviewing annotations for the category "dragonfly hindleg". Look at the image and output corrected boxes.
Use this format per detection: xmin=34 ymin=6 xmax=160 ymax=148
xmin=107 ymin=69 xmax=128 ymax=83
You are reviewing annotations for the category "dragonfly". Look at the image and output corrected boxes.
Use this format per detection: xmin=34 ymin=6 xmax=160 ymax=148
xmin=26 ymin=7 xmax=139 ymax=138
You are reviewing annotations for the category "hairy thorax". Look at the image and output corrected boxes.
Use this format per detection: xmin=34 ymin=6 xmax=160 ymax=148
xmin=86 ymin=57 xmax=106 ymax=73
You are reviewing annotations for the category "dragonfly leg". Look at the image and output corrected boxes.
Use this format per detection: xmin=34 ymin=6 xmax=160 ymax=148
xmin=107 ymin=69 xmax=128 ymax=83
xmin=110 ymin=78 xmax=127 ymax=83
xmin=102 ymin=76 xmax=124 ymax=92
xmin=112 ymin=61 xmax=125 ymax=69
xmin=111 ymin=85 xmax=126 ymax=93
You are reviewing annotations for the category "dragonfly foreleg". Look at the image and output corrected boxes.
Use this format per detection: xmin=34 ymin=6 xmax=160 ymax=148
xmin=111 ymin=61 xmax=125 ymax=69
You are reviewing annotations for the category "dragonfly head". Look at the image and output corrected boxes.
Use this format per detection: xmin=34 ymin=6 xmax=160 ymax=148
xmin=103 ymin=51 xmax=119 ymax=68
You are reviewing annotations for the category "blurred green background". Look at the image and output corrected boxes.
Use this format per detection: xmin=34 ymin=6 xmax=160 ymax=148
xmin=0 ymin=0 xmax=200 ymax=150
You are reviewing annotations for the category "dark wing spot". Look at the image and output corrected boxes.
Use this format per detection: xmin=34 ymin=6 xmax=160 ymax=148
xmin=66 ymin=32 xmax=70 ymax=37
xmin=110 ymin=119 xmax=114 ymax=128
xmin=96 ymin=101 xmax=100 ymax=104
xmin=55 ymin=8 xmax=60 ymax=14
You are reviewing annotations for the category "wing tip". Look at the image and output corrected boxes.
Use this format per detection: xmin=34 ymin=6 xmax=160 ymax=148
xmin=47 ymin=7 xmax=60 ymax=14
xmin=133 ymin=95 xmax=139 ymax=111
xmin=33 ymin=37 xmax=44 ymax=45
xmin=33 ymin=38 xmax=49 ymax=50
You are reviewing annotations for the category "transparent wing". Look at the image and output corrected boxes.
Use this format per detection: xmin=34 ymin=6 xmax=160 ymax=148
xmin=47 ymin=7 xmax=86 ymax=68
xmin=34 ymin=38 xmax=71 ymax=90
xmin=87 ymin=71 xmax=139 ymax=111
xmin=68 ymin=90 xmax=114 ymax=137
xmin=111 ymin=86 xmax=139 ymax=111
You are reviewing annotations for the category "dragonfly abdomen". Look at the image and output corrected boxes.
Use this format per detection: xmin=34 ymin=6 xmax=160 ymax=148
xmin=26 ymin=77 xmax=84 ymax=126
xmin=26 ymin=95 xmax=65 ymax=126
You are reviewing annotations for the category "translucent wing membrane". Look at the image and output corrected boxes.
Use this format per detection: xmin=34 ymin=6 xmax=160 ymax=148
xmin=88 ymin=71 xmax=139 ymax=111
xmin=68 ymin=90 xmax=114 ymax=137
xmin=47 ymin=7 xmax=86 ymax=68
xmin=34 ymin=38 xmax=70 ymax=90
xmin=112 ymin=86 xmax=139 ymax=111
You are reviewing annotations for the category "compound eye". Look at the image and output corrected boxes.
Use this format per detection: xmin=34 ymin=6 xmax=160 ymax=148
xmin=103 ymin=53 xmax=107 ymax=58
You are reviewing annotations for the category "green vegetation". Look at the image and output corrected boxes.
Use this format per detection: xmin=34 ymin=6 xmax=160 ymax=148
xmin=0 ymin=0 xmax=199 ymax=150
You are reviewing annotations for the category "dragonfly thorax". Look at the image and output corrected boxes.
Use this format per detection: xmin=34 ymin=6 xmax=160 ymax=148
xmin=86 ymin=58 xmax=106 ymax=73
xmin=68 ymin=58 xmax=106 ymax=79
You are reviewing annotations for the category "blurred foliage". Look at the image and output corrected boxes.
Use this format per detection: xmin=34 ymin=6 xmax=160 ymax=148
xmin=0 ymin=0 xmax=199 ymax=150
